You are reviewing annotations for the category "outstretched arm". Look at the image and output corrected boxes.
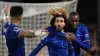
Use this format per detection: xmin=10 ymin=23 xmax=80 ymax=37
xmin=29 ymin=35 xmax=48 ymax=56
xmin=73 ymin=37 xmax=90 ymax=52
xmin=18 ymin=29 xmax=47 ymax=38
xmin=2 ymin=6 xmax=10 ymax=36
xmin=56 ymin=32 xmax=74 ymax=41
xmin=3 ymin=6 xmax=9 ymax=23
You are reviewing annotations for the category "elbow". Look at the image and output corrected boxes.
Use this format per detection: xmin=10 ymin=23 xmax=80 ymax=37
xmin=81 ymin=42 xmax=90 ymax=52
xmin=85 ymin=45 xmax=90 ymax=52
xmin=86 ymin=43 xmax=90 ymax=52
xmin=83 ymin=41 xmax=90 ymax=52
xmin=86 ymin=46 xmax=90 ymax=52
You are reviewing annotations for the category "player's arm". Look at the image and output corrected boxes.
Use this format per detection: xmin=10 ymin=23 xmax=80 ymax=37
xmin=44 ymin=26 xmax=72 ymax=39
xmin=2 ymin=6 xmax=10 ymax=36
xmin=3 ymin=6 xmax=9 ymax=23
xmin=18 ymin=29 xmax=47 ymax=38
xmin=29 ymin=35 xmax=48 ymax=56
xmin=68 ymin=42 xmax=75 ymax=56
xmin=73 ymin=26 xmax=90 ymax=52
xmin=73 ymin=36 xmax=90 ymax=52
xmin=56 ymin=32 xmax=74 ymax=41
xmin=4 ymin=13 xmax=9 ymax=22
xmin=46 ymin=26 xmax=71 ymax=39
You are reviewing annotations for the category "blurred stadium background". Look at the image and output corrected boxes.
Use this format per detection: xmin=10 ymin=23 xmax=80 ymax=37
xmin=0 ymin=0 xmax=98 ymax=56
xmin=0 ymin=0 xmax=78 ymax=56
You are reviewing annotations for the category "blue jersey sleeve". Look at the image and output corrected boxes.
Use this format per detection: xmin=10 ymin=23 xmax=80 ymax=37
xmin=11 ymin=27 xmax=21 ymax=39
xmin=68 ymin=42 xmax=75 ymax=56
xmin=56 ymin=32 xmax=66 ymax=38
xmin=2 ymin=28 xmax=4 ymax=36
xmin=29 ymin=35 xmax=49 ymax=56
xmin=82 ymin=26 xmax=90 ymax=42
xmin=4 ymin=22 xmax=10 ymax=28
xmin=46 ymin=26 xmax=66 ymax=38
xmin=46 ymin=26 xmax=57 ymax=36
xmin=74 ymin=25 xmax=90 ymax=52
xmin=2 ymin=21 xmax=10 ymax=36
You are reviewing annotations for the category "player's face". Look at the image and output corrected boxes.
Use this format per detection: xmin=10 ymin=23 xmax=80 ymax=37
xmin=69 ymin=15 xmax=79 ymax=29
xmin=54 ymin=17 xmax=65 ymax=31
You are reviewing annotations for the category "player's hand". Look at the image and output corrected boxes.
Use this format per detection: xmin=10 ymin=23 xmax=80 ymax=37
xmin=3 ymin=5 xmax=9 ymax=22
xmin=65 ymin=32 xmax=75 ymax=41
xmin=41 ymin=26 xmax=49 ymax=35
xmin=65 ymin=32 xmax=72 ymax=41
xmin=71 ymin=33 xmax=75 ymax=41
xmin=4 ymin=6 xmax=8 ymax=15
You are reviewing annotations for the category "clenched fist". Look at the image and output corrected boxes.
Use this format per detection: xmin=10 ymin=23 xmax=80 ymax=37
xmin=65 ymin=32 xmax=75 ymax=41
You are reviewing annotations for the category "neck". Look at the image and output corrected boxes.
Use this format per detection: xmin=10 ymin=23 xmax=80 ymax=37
xmin=12 ymin=21 xmax=20 ymax=26
xmin=61 ymin=29 xmax=64 ymax=33
xmin=10 ymin=18 xmax=20 ymax=26
xmin=56 ymin=29 xmax=64 ymax=32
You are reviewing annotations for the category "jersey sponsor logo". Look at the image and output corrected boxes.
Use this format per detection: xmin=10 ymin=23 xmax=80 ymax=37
xmin=14 ymin=27 xmax=21 ymax=32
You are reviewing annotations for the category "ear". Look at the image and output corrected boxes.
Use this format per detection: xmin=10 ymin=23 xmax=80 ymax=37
xmin=19 ymin=16 xmax=22 ymax=20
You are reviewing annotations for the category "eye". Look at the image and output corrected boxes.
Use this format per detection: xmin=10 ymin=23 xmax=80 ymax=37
xmin=55 ymin=20 xmax=59 ymax=23
xmin=70 ymin=20 xmax=78 ymax=22
xmin=75 ymin=20 xmax=78 ymax=22
xmin=60 ymin=20 xmax=64 ymax=23
xmin=56 ymin=20 xmax=59 ymax=23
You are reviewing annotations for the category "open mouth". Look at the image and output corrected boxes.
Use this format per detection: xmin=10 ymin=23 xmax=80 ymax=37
xmin=56 ymin=25 xmax=62 ymax=31
xmin=57 ymin=26 xmax=61 ymax=28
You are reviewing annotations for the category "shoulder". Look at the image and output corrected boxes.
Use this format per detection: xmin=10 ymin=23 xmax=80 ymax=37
xmin=13 ymin=27 xmax=21 ymax=33
xmin=46 ymin=26 xmax=55 ymax=31
xmin=8 ymin=24 xmax=21 ymax=32
xmin=78 ymin=23 xmax=88 ymax=29
xmin=78 ymin=23 xmax=86 ymax=27
xmin=78 ymin=23 xmax=89 ymax=34
xmin=4 ymin=21 xmax=10 ymax=28
xmin=46 ymin=26 xmax=52 ymax=30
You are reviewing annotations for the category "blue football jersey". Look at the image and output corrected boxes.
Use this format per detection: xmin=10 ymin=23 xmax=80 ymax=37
xmin=5 ymin=23 xmax=25 ymax=56
xmin=29 ymin=26 xmax=68 ymax=56
xmin=2 ymin=21 xmax=10 ymax=36
xmin=72 ymin=23 xmax=90 ymax=56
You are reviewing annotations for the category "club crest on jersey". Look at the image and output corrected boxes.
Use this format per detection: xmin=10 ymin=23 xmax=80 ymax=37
xmin=14 ymin=27 xmax=20 ymax=32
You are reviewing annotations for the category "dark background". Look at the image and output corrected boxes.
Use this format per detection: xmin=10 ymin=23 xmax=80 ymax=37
xmin=77 ymin=0 xmax=97 ymax=24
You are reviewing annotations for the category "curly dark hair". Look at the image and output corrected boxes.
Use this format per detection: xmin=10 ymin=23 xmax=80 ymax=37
xmin=50 ymin=14 xmax=73 ymax=32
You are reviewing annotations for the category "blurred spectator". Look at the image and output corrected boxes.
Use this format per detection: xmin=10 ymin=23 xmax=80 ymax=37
xmin=88 ymin=24 xmax=98 ymax=56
